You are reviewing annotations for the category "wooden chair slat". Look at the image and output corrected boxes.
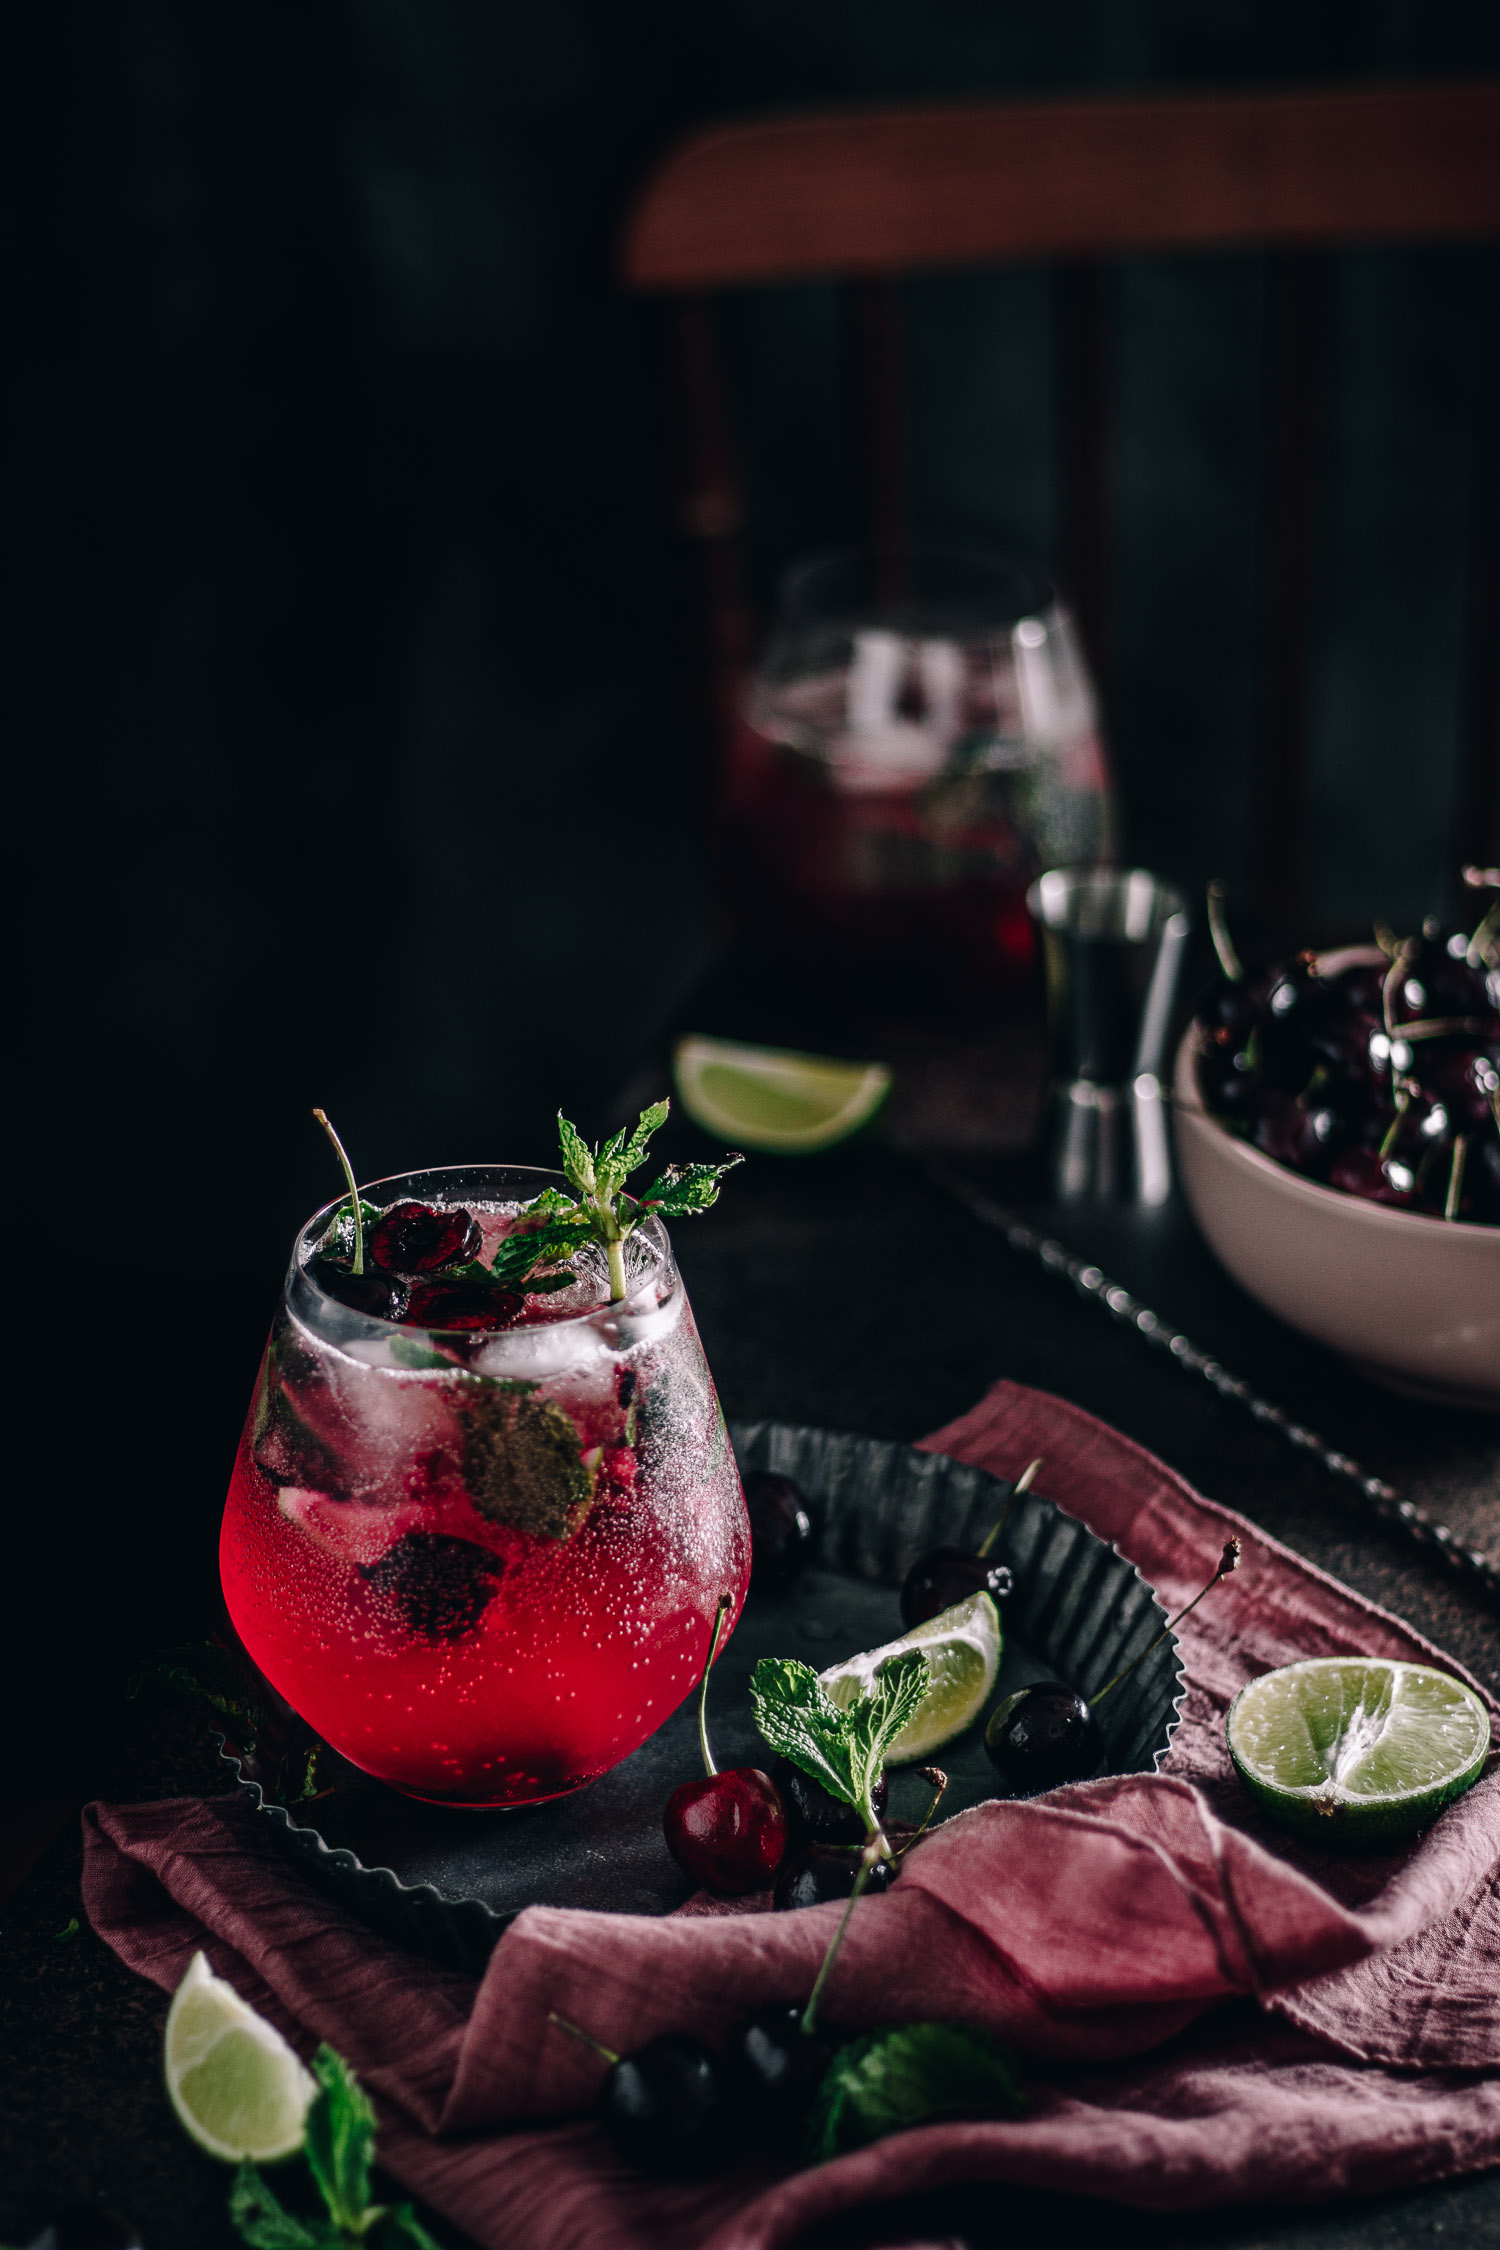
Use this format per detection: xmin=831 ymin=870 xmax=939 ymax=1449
xmin=624 ymin=83 xmax=1500 ymax=292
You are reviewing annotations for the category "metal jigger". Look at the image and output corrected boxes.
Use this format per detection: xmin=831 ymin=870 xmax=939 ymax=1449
xmin=1027 ymin=867 xmax=1193 ymax=1205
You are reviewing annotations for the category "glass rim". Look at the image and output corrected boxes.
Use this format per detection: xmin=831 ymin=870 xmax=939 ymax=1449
xmin=288 ymin=1160 xmax=677 ymax=1353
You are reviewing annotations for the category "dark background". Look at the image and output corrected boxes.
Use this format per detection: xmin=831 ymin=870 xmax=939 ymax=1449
xmin=11 ymin=4 xmax=1498 ymax=1783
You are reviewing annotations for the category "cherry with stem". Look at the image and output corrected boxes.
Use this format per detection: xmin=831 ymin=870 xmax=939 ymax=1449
xmin=547 ymin=2013 xmax=732 ymax=2178
xmin=900 ymin=1457 xmax=1041 ymax=1629
xmin=313 ymin=1108 xmax=366 ymax=1276
xmin=662 ymin=1593 xmax=787 ymax=1895
xmin=986 ymin=1539 xmax=1242 ymax=1792
xmin=772 ymin=1765 xmax=947 ymax=1911
xmin=733 ymin=1837 xmax=885 ymax=2142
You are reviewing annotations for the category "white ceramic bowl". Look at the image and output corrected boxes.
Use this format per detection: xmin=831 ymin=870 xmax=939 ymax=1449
xmin=1173 ymin=1022 xmax=1500 ymax=1409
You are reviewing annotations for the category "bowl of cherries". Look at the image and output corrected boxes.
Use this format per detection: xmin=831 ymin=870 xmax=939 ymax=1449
xmin=1172 ymin=882 xmax=1500 ymax=1408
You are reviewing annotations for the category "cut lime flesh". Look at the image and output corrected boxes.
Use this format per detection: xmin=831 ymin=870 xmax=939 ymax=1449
xmin=165 ymin=1951 xmax=316 ymax=2164
xmin=673 ymin=1036 xmax=891 ymax=1154
xmin=819 ymin=1591 xmax=1002 ymax=1763
xmin=1227 ymin=1658 xmax=1490 ymax=1846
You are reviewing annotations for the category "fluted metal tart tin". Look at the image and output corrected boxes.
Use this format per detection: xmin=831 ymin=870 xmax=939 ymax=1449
xmin=224 ymin=1422 xmax=1185 ymax=1975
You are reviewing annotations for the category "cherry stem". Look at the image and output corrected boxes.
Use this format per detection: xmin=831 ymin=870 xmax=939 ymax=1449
xmin=894 ymin=1766 xmax=948 ymax=1856
xmin=696 ymin=1593 xmax=733 ymax=1778
xmin=1205 ymin=881 xmax=1243 ymax=984
xmin=313 ymin=1109 xmax=364 ymax=1275
xmin=799 ymin=1842 xmax=880 ymax=2039
xmin=548 ymin=2012 xmax=620 ymax=2068
xmin=1378 ymin=1090 xmax=1410 ymax=1164
xmin=1445 ymin=1135 xmax=1468 ymax=1223
xmin=977 ymin=1457 xmax=1042 ymax=1560
xmin=1089 ymin=1538 xmax=1241 ymax=1709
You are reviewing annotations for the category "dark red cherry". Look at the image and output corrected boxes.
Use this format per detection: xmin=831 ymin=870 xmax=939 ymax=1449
xmin=368 ymin=1200 xmax=482 ymax=1274
xmin=598 ymin=2034 xmax=733 ymax=2178
xmin=360 ymin=1531 xmax=504 ymax=1639
xmin=1196 ymin=1031 xmax=1262 ymax=1123
xmin=729 ymin=2005 xmax=840 ymax=2144
xmin=1329 ymin=1146 xmax=1416 ymax=1207
xmin=403 ymin=1279 xmax=522 ymax=1331
xmin=773 ymin=1841 xmax=898 ymax=1911
xmin=306 ymin=1255 xmax=408 ymax=1321
xmin=1414 ymin=1045 xmax=1500 ymax=1133
xmin=1309 ymin=1008 xmax=1386 ymax=1093
xmin=985 ymin=1682 xmax=1104 ymax=1792
xmin=900 ymin=1547 xmax=1012 ymax=1629
xmin=1195 ymin=976 xmax=1261 ymax=1047
xmin=1391 ymin=928 xmax=1495 ymax=1026
xmin=663 ymin=1591 xmax=787 ymax=1894
xmin=1326 ymin=962 xmax=1388 ymax=1019
xmin=663 ymin=1767 xmax=787 ymax=1895
xmin=743 ymin=1470 xmax=814 ymax=1595
xmin=772 ymin=1756 xmax=888 ymax=1850
xmin=1251 ymin=1091 xmax=1346 ymax=1178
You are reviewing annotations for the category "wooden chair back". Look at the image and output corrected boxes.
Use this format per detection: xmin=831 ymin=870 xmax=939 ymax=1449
xmin=619 ymin=81 xmax=1500 ymax=927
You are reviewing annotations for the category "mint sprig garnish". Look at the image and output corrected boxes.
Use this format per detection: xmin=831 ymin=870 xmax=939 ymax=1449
xmin=230 ymin=2044 xmax=440 ymax=2250
xmin=805 ymin=2021 xmax=1026 ymax=2161
xmin=749 ymin=1650 xmax=929 ymax=1841
xmin=497 ymin=1099 xmax=742 ymax=1303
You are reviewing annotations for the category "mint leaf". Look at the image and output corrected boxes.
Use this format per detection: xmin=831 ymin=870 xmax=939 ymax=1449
xmin=805 ymin=2022 xmax=1027 ymax=2162
xmin=499 ymin=1101 xmax=741 ymax=1305
xmin=750 ymin=1650 xmax=930 ymax=1833
xmin=846 ymin=1650 xmax=929 ymax=1816
xmin=229 ymin=2163 xmax=335 ymax=2250
xmin=596 ymin=1098 xmax=671 ymax=1201
xmin=635 ymin=1155 xmax=743 ymax=1219
xmin=749 ymin=1659 xmax=861 ymax=1807
xmin=461 ymin=1389 xmax=594 ymax=1539
xmin=556 ymin=1113 xmax=596 ymax=1196
xmin=322 ymin=1200 xmax=383 ymax=1265
xmin=303 ymin=2046 xmax=375 ymax=2234
xmin=388 ymin=1335 xmax=455 ymax=1371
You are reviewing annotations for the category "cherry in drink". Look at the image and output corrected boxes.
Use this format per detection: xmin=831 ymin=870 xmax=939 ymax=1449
xmin=221 ymin=1115 xmax=750 ymax=1807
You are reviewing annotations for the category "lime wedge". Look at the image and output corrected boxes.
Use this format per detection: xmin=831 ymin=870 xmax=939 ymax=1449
xmin=1227 ymin=1657 xmax=1490 ymax=1846
xmin=673 ymin=1036 xmax=891 ymax=1155
xmin=820 ymin=1592 xmax=1002 ymax=1763
xmin=165 ymin=1951 xmax=316 ymax=2164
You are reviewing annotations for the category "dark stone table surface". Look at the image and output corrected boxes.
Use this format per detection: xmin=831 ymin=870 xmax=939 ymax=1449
xmin=2 ymin=1139 xmax=1496 ymax=2250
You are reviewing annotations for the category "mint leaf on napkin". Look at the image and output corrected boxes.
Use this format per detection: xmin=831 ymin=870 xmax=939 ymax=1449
xmin=749 ymin=1649 xmax=930 ymax=1837
xmin=806 ymin=2021 xmax=1027 ymax=2161
xmin=229 ymin=2164 xmax=336 ymax=2250
xmin=304 ymin=2046 xmax=376 ymax=2235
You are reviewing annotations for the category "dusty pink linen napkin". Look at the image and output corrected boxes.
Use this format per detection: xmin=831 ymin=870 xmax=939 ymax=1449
xmin=82 ymin=1382 xmax=1500 ymax=2250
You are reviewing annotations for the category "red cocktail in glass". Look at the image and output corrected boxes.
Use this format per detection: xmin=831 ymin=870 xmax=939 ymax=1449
xmin=220 ymin=1164 xmax=750 ymax=1807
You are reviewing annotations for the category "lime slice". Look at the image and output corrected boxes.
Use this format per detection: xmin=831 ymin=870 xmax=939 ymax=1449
xmin=165 ymin=1951 xmax=317 ymax=2164
xmin=819 ymin=1592 xmax=1002 ymax=1763
xmin=1227 ymin=1657 xmax=1491 ymax=1846
xmin=673 ymin=1036 xmax=891 ymax=1155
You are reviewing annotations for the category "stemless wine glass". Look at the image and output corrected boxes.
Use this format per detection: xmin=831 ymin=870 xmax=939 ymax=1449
xmin=220 ymin=1166 xmax=750 ymax=1808
xmin=736 ymin=548 xmax=1115 ymax=1005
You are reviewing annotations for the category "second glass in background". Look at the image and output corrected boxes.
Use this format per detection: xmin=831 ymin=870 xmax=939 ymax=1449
xmin=735 ymin=549 xmax=1116 ymax=1015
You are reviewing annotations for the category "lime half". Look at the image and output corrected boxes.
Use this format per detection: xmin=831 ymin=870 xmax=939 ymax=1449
xmin=1227 ymin=1657 xmax=1490 ymax=1847
xmin=673 ymin=1036 xmax=891 ymax=1155
xmin=165 ymin=1951 xmax=317 ymax=2164
xmin=820 ymin=1591 xmax=1002 ymax=1763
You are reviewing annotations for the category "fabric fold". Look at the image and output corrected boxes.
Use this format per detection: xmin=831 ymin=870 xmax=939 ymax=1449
xmin=80 ymin=1381 xmax=1500 ymax=2249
